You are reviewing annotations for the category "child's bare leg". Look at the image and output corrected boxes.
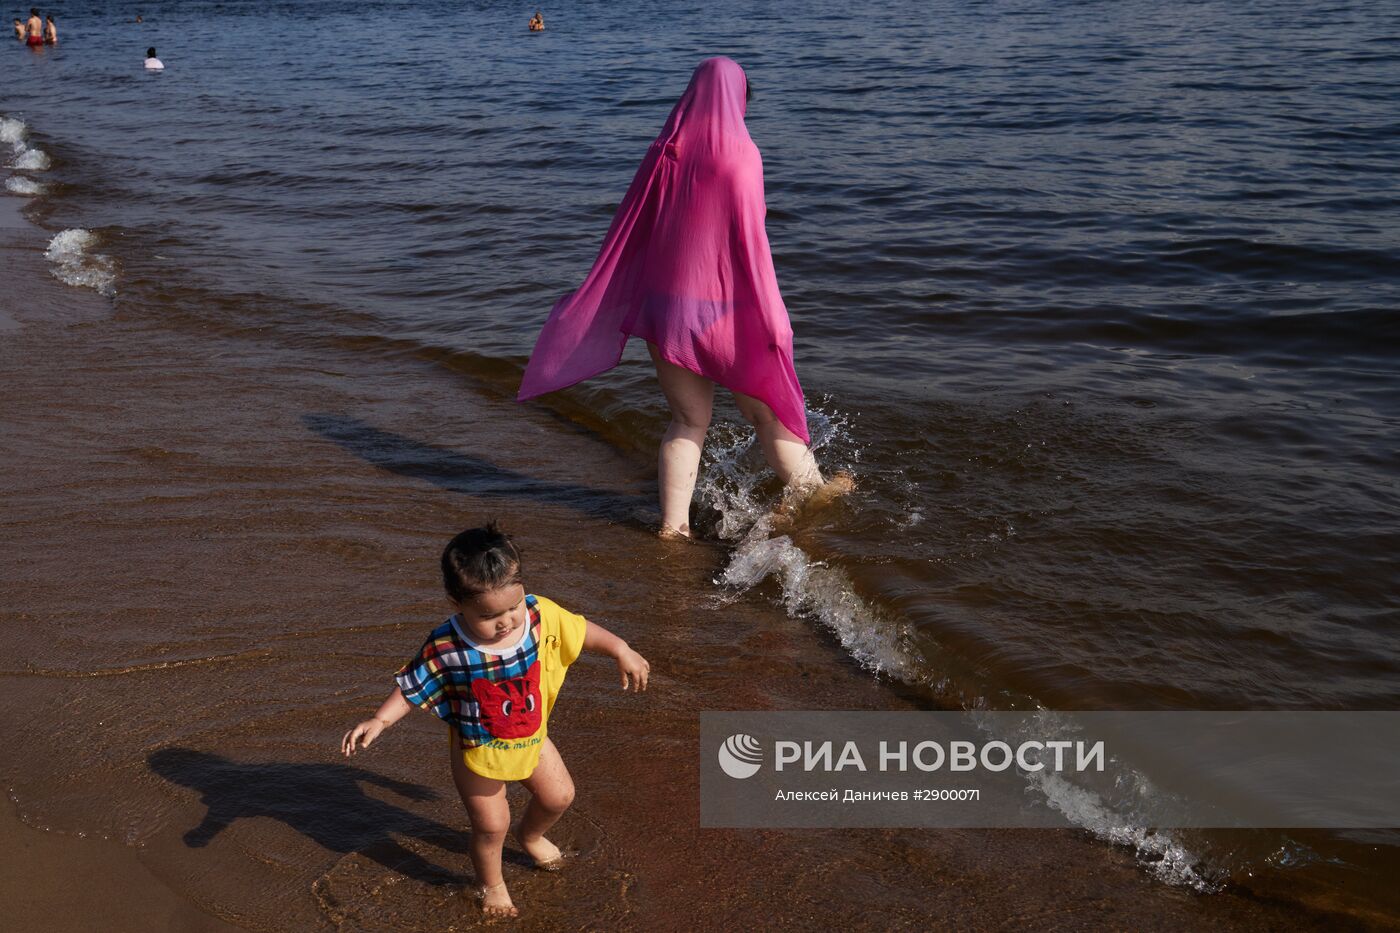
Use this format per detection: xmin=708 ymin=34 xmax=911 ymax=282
xmin=450 ymin=748 xmax=518 ymax=918
xmin=513 ymin=738 xmax=575 ymax=870
xmin=649 ymin=343 xmax=714 ymax=538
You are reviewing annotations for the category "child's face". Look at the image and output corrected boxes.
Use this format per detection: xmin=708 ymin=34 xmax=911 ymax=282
xmin=452 ymin=582 xmax=528 ymax=646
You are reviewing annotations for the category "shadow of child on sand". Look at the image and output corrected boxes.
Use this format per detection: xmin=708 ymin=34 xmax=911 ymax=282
xmin=148 ymin=747 xmax=470 ymax=885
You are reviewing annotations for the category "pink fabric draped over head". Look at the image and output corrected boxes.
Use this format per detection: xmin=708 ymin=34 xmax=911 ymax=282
xmin=517 ymin=56 xmax=810 ymax=444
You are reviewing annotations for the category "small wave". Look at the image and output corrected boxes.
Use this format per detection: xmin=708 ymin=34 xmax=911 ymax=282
xmin=719 ymin=525 xmax=925 ymax=681
xmin=3 ymin=116 xmax=52 ymax=172
xmin=13 ymin=147 xmax=51 ymax=171
xmin=5 ymin=176 xmax=45 ymax=196
xmin=1033 ymin=770 xmax=1221 ymax=891
xmin=4 ymin=648 xmax=272 ymax=678
xmin=2 ymin=114 xmax=50 ymax=197
xmin=700 ymin=409 xmax=925 ymax=681
xmin=699 ymin=411 xmax=1220 ymax=894
xmin=974 ymin=710 xmax=1221 ymax=892
xmin=0 ymin=115 xmax=26 ymax=146
xmin=44 ymin=229 xmax=118 ymax=297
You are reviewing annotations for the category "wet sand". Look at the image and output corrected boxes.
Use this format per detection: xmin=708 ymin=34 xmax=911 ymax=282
xmin=0 ymin=794 xmax=239 ymax=933
xmin=0 ymin=196 xmax=1379 ymax=930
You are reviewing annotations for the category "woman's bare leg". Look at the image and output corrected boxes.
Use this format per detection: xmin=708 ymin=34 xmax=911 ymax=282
xmin=732 ymin=391 xmax=823 ymax=488
xmin=648 ymin=343 xmax=714 ymax=537
xmin=734 ymin=391 xmax=854 ymax=521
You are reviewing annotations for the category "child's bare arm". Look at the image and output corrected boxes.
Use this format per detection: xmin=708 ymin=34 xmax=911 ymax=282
xmin=341 ymin=687 xmax=414 ymax=756
xmin=582 ymin=620 xmax=650 ymax=692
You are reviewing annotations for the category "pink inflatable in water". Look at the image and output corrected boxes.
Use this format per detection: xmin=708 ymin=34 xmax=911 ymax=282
xmin=517 ymin=56 xmax=810 ymax=444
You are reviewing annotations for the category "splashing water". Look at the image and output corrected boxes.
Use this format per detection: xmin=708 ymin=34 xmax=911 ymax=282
xmin=13 ymin=148 xmax=50 ymax=171
xmin=0 ymin=116 xmax=26 ymax=147
xmin=44 ymin=229 xmax=118 ymax=297
xmin=697 ymin=408 xmax=1232 ymax=893
xmin=5 ymin=176 xmax=45 ymax=196
xmin=698 ymin=405 xmax=936 ymax=682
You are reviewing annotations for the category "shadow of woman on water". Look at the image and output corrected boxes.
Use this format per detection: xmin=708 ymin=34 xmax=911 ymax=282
xmin=302 ymin=413 xmax=649 ymax=523
xmin=148 ymin=747 xmax=470 ymax=885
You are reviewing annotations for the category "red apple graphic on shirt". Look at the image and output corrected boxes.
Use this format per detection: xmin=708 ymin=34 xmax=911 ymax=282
xmin=471 ymin=661 xmax=542 ymax=739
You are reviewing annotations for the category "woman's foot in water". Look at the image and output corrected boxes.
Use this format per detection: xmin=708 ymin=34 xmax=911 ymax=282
xmin=658 ymin=523 xmax=693 ymax=541
xmin=478 ymin=880 xmax=518 ymax=919
xmin=808 ymin=469 xmax=857 ymax=508
xmin=772 ymin=470 xmax=856 ymax=533
xmin=512 ymin=823 xmax=566 ymax=871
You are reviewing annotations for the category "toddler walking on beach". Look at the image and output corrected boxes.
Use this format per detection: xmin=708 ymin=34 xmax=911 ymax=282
xmin=341 ymin=522 xmax=650 ymax=918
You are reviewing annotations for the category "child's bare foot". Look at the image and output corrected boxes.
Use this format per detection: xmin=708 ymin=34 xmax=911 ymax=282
xmin=477 ymin=880 xmax=518 ymax=919
xmin=512 ymin=824 xmax=566 ymax=871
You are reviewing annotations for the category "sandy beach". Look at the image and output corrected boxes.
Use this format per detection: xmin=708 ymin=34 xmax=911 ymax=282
xmin=1 ymin=191 xmax=1383 ymax=930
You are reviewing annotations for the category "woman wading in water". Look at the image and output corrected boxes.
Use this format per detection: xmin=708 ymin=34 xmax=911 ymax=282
xmin=518 ymin=57 xmax=850 ymax=538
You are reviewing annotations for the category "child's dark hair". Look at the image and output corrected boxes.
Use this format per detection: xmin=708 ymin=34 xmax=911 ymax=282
xmin=441 ymin=521 xmax=522 ymax=602
xmin=147 ymin=46 xmax=156 ymax=57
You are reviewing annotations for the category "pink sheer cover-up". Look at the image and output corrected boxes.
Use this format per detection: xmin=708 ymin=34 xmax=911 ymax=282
xmin=517 ymin=57 xmax=811 ymax=444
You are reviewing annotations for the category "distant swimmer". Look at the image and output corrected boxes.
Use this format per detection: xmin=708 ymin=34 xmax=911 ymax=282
xmin=528 ymin=11 xmax=544 ymax=31
xmin=145 ymin=46 xmax=164 ymax=70
xmin=136 ymin=15 xmax=143 ymax=24
xmin=43 ymin=13 xmax=56 ymax=44
xmin=24 ymin=8 xmax=42 ymax=46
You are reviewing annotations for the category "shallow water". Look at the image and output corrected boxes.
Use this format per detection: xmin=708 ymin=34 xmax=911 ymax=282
xmin=4 ymin=0 xmax=1400 ymax=923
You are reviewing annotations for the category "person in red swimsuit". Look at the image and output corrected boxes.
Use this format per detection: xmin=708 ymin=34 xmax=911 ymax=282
xmin=24 ymin=8 xmax=43 ymax=46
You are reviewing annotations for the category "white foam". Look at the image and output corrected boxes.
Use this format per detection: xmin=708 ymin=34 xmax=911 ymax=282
xmin=969 ymin=709 xmax=1222 ymax=891
xmin=0 ymin=116 xmax=27 ymax=147
xmin=3 ymin=116 xmax=48 ymax=196
xmin=44 ymin=229 xmax=117 ymax=297
xmin=5 ymin=176 xmax=45 ymax=196
xmin=1033 ymin=771 xmax=1220 ymax=889
xmin=698 ymin=410 xmax=1220 ymax=894
xmin=13 ymin=147 xmax=50 ymax=171
xmin=3 ymin=117 xmax=51 ymax=171
xmin=701 ymin=410 xmax=925 ymax=682
xmin=720 ymin=525 xmax=925 ymax=680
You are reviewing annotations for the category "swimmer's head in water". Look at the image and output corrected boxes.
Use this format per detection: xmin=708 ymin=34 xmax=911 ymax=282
xmin=147 ymin=46 xmax=157 ymax=58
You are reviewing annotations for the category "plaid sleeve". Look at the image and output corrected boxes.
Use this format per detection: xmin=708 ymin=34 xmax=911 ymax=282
xmin=394 ymin=634 xmax=452 ymax=720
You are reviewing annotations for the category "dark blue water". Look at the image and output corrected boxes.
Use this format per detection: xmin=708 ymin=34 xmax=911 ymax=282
xmin=5 ymin=0 xmax=1400 ymax=921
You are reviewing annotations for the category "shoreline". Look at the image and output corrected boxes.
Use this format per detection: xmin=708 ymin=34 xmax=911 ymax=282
xmin=0 ymin=196 xmax=1385 ymax=929
xmin=0 ymin=196 xmax=234 ymax=932
xmin=0 ymin=790 xmax=238 ymax=933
